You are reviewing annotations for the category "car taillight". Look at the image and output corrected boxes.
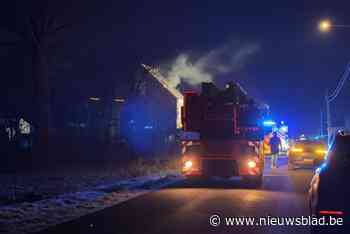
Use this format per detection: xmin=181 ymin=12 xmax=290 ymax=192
xmin=319 ymin=210 xmax=343 ymax=216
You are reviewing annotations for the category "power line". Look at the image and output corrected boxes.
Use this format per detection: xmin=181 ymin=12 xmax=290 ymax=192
xmin=325 ymin=61 xmax=350 ymax=146
xmin=327 ymin=62 xmax=350 ymax=102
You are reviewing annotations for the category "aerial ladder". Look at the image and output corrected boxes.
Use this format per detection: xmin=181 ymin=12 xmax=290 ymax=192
xmin=141 ymin=64 xmax=184 ymax=129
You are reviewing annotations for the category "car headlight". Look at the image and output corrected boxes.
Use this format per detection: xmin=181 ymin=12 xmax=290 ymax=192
xmin=291 ymin=147 xmax=303 ymax=153
xmin=315 ymin=149 xmax=327 ymax=154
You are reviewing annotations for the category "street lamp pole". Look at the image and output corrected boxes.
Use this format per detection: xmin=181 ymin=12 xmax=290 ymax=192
xmin=318 ymin=19 xmax=350 ymax=146
xmin=324 ymin=64 xmax=350 ymax=146
xmin=325 ymin=90 xmax=331 ymax=146
xmin=320 ymin=109 xmax=324 ymax=137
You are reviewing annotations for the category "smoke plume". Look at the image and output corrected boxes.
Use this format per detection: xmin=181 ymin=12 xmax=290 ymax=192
xmin=164 ymin=41 xmax=260 ymax=88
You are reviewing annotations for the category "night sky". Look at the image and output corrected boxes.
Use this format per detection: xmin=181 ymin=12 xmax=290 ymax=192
xmin=1 ymin=0 xmax=350 ymax=137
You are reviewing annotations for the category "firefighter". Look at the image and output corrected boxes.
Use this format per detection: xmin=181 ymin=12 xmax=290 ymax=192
xmin=269 ymin=131 xmax=281 ymax=169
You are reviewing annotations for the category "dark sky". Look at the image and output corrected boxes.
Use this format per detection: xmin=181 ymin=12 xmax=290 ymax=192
xmin=1 ymin=0 xmax=350 ymax=136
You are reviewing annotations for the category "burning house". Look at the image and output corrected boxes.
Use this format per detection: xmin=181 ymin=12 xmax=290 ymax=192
xmin=120 ymin=65 xmax=180 ymax=157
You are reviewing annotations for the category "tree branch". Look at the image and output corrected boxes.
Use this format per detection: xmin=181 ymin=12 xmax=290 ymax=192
xmin=50 ymin=24 xmax=71 ymax=35
xmin=42 ymin=1 xmax=51 ymax=35
xmin=0 ymin=26 xmax=24 ymax=41
xmin=28 ymin=17 xmax=41 ymax=48
xmin=0 ymin=41 xmax=19 ymax=47
xmin=45 ymin=15 xmax=56 ymax=33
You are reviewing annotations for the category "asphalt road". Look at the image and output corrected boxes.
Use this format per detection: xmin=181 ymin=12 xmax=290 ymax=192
xmin=38 ymin=158 xmax=314 ymax=234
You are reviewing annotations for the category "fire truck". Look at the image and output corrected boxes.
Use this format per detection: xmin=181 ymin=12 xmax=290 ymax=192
xmin=181 ymin=82 xmax=268 ymax=187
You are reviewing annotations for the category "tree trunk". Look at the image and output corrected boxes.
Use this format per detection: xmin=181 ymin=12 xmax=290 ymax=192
xmin=32 ymin=45 xmax=51 ymax=160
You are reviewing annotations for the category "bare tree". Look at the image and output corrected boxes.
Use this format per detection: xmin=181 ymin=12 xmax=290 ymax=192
xmin=1 ymin=0 xmax=69 ymax=151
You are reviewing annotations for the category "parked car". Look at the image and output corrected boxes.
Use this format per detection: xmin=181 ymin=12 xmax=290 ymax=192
xmin=308 ymin=134 xmax=350 ymax=233
xmin=288 ymin=139 xmax=327 ymax=170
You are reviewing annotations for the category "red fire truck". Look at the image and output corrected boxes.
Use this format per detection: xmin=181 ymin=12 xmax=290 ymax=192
xmin=181 ymin=82 xmax=267 ymax=187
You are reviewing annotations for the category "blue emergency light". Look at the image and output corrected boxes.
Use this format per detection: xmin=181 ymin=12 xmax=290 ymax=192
xmin=263 ymin=120 xmax=276 ymax=126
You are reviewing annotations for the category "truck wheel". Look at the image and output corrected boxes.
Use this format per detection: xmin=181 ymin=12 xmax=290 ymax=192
xmin=243 ymin=175 xmax=263 ymax=188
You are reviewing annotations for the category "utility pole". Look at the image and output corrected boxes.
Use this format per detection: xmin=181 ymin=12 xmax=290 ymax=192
xmin=325 ymin=90 xmax=331 ymax=146
xmin=320 ymin=109 xmax=324 ymax=137
xmin=324 ymin=62 xmax=350 ymax=146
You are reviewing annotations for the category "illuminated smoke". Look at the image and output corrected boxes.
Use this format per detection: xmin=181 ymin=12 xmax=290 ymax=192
xmin=164 ymin=41 xmax=260 ymax=88
xmin=166 ymin=54 xmax=212 ymax=88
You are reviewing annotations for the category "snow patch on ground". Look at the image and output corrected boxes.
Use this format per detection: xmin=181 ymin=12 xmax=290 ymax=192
xmin=0 ymin=174 xmax=181 ymax=234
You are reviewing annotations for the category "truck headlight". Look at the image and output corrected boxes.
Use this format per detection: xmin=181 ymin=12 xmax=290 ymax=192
xmin=184 ymin=160 xmax=193 ymax=170
xmin=247 ymin=160 xmax=257 ymax=168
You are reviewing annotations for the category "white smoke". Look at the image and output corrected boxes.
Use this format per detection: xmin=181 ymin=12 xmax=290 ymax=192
xmin=165 ymin=54 xmax=212 ymax=88
xmin=164 ymin=41 xmax=260 ymax=88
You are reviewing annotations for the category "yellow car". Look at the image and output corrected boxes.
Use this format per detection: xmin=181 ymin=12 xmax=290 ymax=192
xmin=288 ymin=140 xmax=327 ymax=170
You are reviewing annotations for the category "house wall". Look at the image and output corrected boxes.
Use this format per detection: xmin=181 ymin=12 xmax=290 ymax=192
xmin=121 ymin=72 xmax=178 ymax=157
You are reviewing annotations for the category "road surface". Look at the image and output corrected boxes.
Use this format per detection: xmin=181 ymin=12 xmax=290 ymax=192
xmin=38 ymin=158 xmax=314 ymax=234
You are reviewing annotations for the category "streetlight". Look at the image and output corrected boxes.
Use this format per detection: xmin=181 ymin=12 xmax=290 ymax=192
xmin=319 ymin=19 xmax=331 ymax=32
xmin=318 ymin=19 xmax=350 ymax=33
